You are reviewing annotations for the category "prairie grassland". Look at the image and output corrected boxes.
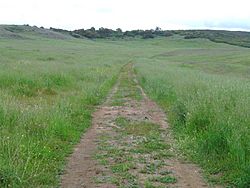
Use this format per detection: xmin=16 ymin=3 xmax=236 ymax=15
xmin=0 ymin=37 xmax=131 ymax=187
xmin=134 ymin=37 xmax=250 ymax=187
xmin=0 ymin=33 xmax=249 ymax=187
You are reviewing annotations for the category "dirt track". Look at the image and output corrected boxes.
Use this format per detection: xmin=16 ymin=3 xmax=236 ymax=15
xmin=61 ymin=64 xmax=214 ymax=188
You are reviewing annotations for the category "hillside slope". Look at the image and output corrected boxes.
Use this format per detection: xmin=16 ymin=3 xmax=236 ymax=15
xmin=0 ymin=25 xmax=73 ymax=40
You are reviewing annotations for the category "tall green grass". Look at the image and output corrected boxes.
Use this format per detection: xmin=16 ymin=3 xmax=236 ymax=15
xmin=0 ymin=38 xmax=128 ymax=187
xmin=136 ymin=60 xmax=250 ymax=187
xmin=1 ymin=34 xmax=250 ymax=187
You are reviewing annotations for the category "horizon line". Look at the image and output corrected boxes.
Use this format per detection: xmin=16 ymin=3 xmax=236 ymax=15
xmin=1 ymin=23 xmax=250 ymax=33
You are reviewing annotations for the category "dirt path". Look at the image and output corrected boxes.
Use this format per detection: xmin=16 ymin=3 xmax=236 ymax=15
xmin=61 ymin=64 xmax=214 ymax=188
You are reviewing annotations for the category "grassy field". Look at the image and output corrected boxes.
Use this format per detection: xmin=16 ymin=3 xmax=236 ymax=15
xmin=0 ymin=26 xmax=249 ymax=187
xmin=0 ymin=35 xmax=131 ymax=187
xmin=133 ymin=38 xmax=250 ymax=187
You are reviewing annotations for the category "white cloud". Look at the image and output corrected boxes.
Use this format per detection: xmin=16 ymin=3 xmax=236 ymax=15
xmin=0 ymin=0 xmax=250 ymax=30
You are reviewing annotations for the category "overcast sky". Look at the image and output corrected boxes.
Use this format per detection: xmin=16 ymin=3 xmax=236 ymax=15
xmin=1 ymin=0 xmax=250 ymax=31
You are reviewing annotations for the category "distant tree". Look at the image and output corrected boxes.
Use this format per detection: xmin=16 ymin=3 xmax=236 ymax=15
xmin=114 ymin=28 xmax=123 ymax=38
xmin=155 ymin=27 xmax=161 ymax=31
xmin=97 ymin=27 xmax=115 ymax=38
xmin=142 ymin=30 xmax=154 ymax=39
xmin=116 ymin=28 xmax=122 ymax=33
xmin=90 ymin=27 xmax=95 ymax=32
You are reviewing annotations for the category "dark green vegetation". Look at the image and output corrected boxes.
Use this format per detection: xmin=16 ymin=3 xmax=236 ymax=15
xmin=53 ymin=25 xmax=250 ymax=49
xmin=176 ymin=30 xmax=250 ymax=48
xmin=53 ymin=26 xmax=172 ymax=39
xmin=0 ymin=25 xmax=249 ymax=187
